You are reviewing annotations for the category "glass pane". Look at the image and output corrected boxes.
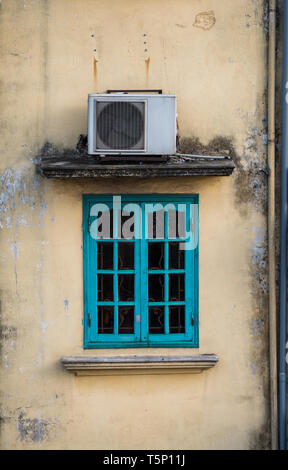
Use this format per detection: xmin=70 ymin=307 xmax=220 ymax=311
xmin=118 ymin=274 xmax=134 ymax=301
xmin=96 ymin=209 xmax=114 ymax=239
xmin=118 ymin=242 xmax=134 ymax=270
xmin=97 ymin=242 xmax=113 ymax=270
xmin=98 ymin=274 xmax=114 ymax=301
xmin=149 ymin=274 xmax=164 ymax=302
xmin=146 ymin=211 xmax=165 ymax=239
xmin=118 ymin=306 xmax=134 ymax=334
xmin=177 ymin=210 xmax=186 ymax=239
xmin=167 ymin=207 xmax=177 ymax=239
xmin=148 ymin=242 xmax=164 ymax=270
xmin=169 ymin=306 xmax=185 ymax=333
xmin=169 ymin=242 xmax=184 ymax=269
xmin=98 ymin=306 xmax=114 ymax=334
xmin=149 ymin=306 xmax=164 ymax=334
xmin=169 ymin=273 xmax=185 ymax=301
xmin=121 ymin=210 xmax=135 ymax=239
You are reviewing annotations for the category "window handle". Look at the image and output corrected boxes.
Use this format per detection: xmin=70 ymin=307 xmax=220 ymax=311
xmin=88 ymin=313 xmax=91 ymax=328
xmin=191 ymin=316 xmax=194 ymax=326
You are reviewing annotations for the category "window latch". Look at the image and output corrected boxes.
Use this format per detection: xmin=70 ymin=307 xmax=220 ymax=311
xmin=88 ymin=313 xmax=91 ymax=328
xmin=191 ymin=317 xmax=194 ymax=326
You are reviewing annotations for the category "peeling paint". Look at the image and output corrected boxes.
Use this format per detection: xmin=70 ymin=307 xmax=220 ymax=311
xmin=40 ymin=320 xmax=54 ymax=334
xmin=10 ymin=241 xmax=19 ymax=260
xmin=0 ymin=325 xmax=17 ymax=369
xmin=17 ymin=411 xmax=52 ymax=442
xmin=40 ymin=321 xmax=47 ymax=334
xmin=0 ymin=169 xmax=23 ymax=227
xmin=0 ymin=167 xmax=48 ymax=229
xmin=16 ymin=215 xmax=28 ymax=227
xmin=39 ymin=200 xmax=48 ymax=218
xmin=251 ymin=318 xmax=263 ymax=338
xmin=251 ymin=362 xmax=261 ymax=375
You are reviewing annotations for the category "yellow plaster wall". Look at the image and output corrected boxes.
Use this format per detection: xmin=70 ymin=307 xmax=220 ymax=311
xmin=0 ymin=0 xmax=270 ymax=449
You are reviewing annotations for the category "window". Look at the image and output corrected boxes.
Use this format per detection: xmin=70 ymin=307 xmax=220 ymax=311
xmin=83 ymin=195 xmax=199 ymax=348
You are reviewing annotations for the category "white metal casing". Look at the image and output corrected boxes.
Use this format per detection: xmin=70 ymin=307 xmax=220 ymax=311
xmin=88 ymin=94 xmax=176 ymax=155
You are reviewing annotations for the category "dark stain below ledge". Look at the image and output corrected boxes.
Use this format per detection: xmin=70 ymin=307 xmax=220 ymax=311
xmin=35 ymin=137 xmax=235 ymax=178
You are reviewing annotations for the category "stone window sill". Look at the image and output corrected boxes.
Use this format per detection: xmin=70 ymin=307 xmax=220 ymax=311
xmin=61 ymin=354 xmax=219 ymax=376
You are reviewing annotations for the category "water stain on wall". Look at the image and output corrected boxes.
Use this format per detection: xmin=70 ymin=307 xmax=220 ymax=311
xmin=179 ymin=127 xmax=267 ymax=217
xmin=179 ymin=135 xmax=232 ymax=156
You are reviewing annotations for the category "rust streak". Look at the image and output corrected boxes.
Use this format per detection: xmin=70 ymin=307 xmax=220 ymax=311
xmin=145 ymin=57 xmax=150 ymax=83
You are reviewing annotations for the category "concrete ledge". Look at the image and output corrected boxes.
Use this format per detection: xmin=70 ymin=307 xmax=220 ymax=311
xmin=61 ymin=354 xmax=219 ymax=376
xmin=37 ymin=156 xmax=235 ymax=178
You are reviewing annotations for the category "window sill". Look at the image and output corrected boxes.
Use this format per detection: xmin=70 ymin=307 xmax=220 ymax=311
xmin=61 ymin=354 xmax=219 ymax=376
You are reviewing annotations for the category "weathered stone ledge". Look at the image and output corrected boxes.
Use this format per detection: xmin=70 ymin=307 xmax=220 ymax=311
xmin=61 ymin=354 xmax=219 ymax=376
xmin=37 ymin=156 xmax=235 ymax=178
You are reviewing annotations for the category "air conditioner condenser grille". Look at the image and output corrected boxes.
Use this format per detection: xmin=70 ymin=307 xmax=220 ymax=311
xmin=96 ymin=101 xmax=145 ymax=151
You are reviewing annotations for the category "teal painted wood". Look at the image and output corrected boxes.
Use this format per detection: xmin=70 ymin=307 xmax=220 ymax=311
xmin=140 ymin=202 xmax=148 ymax=343
xmin=83 ymin=194 xmax=199 ymax=349
xmin=88 ymin=201 xmax=98 ymax=343
xmin=164 ymin=212 xmax=169 ymax=336
xmin=185 ymin=204 xmax=193 ymax=342
xmin=82 ymin=199 xmax=90 ymax=345
xmin=135 ymin=237 xmax=141 ymax=342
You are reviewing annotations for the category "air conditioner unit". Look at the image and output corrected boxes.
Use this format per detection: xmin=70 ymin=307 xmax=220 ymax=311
xmin=88 ymin=93 xmax=176 ymax=155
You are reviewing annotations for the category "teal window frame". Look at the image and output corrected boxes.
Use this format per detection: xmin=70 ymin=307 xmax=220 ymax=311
xmin=83 ymin=194 xmax=199 ymax=348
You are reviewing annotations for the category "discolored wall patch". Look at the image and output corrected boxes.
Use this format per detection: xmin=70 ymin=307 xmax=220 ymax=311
xmin=17 ymin=411 xmax=54 ymax=443
xmin=193 ymin=11 xmax=216 ymax=30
